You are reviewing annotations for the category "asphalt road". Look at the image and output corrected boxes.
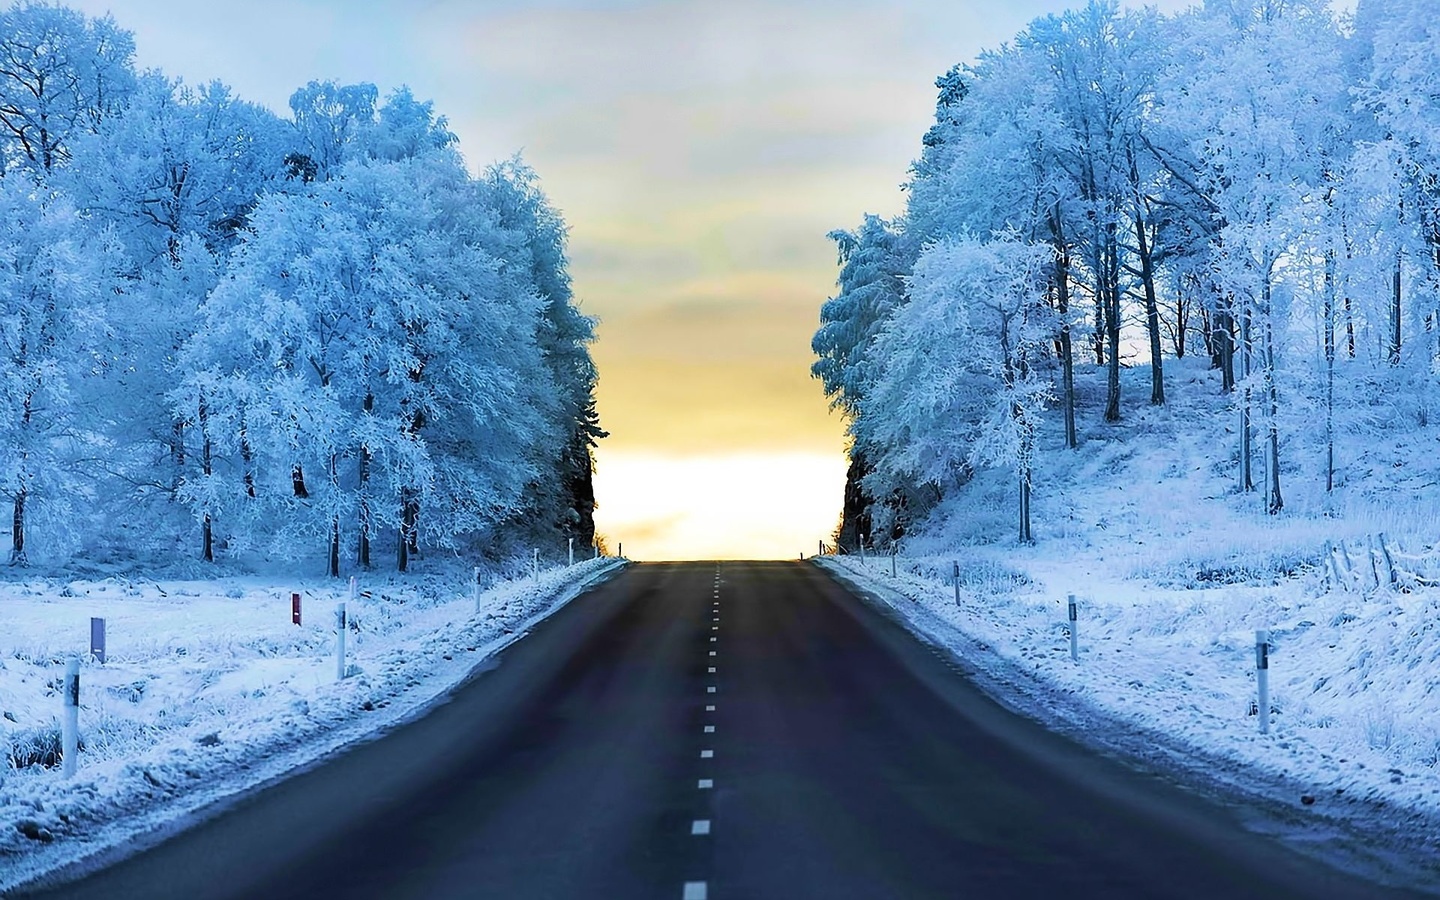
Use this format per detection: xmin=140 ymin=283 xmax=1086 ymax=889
xmin=19 ymin=561 xmax=1427 ymax=899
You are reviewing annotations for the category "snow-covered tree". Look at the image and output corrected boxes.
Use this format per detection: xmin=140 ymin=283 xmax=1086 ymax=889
xmin=0 ymin=178 xmax=120 ymax=563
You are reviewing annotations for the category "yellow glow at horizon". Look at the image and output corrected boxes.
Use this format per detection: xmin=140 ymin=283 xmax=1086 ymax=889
xmin=592 ymin=450 xmax=847 ymax=561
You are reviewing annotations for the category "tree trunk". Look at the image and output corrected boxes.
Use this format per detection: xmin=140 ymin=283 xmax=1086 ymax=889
xmin=1134 ymin=213 xmax=1165 ymax=405
xmin=240 ymin=415 xmax=256 ymax=498
xmin=1018 ymin=465 xmax=1032 ymax=544
xmin=292 ymin=464 xmax=308 ymax=498
xmin=1240 ymin=301 xmax=1254 ymax=493
xmin=1391 ymin=254 xmax=1402 ymax=365
xmin=1264 ymin=306 xmax=1283 ymax=514
xmin=10 ymin=487 xmax=24 ymax=566
xmin=1103 ymin=226 xmax=1122 ymax=423
xmin=1051 ymin=212 xmax=1078 ymax=450
xmin=329 ymin=516 xmax=340 ymax=578
xmin=199 ymin=393 xmax=214 ymax=562
xmin=171 ymin=420 xmax=186 ymax=494
xmin=1216 ymin=300 xmax=1236 ymax=393
xmin=1324 ymin=250 xmax=1336 ymax=494
xmin=357 ymin=391 xmax=373 ymax=569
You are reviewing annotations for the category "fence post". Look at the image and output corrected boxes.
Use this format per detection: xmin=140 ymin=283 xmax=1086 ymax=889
xmin=619 ymin=542 xmax=623 ymax=559
xmin=819 ymin=539 xmax=823 ymax=558
xmin=292 ymin=592 xmax=302 ymax=626
xmin=473 ymin=566 xmax=482 ymax=614
xmin=860 ymin=535 xmax=866 ymax=564
xmin=1255 ymin=629 xmax=1270 ymax=734
xmin=1068 ymin=594 xmax=1079 ymax=663
xmin=89 ymin=617 xmax=106 ymax=664
xmin=62 ymin=658 xmax=79 ymax=778
xmin=953 ymin=561 xmax=960 ymax=606
xmin=1377 ymin=533 xmax=1396 ymax=587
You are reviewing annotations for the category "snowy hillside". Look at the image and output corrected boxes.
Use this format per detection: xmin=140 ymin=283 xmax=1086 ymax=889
xmin=821 ymin=356 xmax=1440 ymax=888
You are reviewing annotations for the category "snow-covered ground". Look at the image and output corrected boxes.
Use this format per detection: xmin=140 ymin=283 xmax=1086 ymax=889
xmin=818 ymin=357 xmax=1440 ymax=891
xmin=0 ymin=556 xmax=625 ymax=893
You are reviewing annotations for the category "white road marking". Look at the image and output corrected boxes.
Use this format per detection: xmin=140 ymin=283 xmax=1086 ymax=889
xmin=698 ymin=778 xmax=714 ymax=789
xmin=707 ymin=685 xmax=716 ymax=692
xmin=709 ymin=650 xmax=717 ymax=656
xmin=708 ymin=667 xmax=716 ymax=673
xmin=683 ymin=882 xmax=708 ymax=900
xmin=706 ymin=704 xmax=715 ymax=711
xmin=701 ymin=749 xmax=714 ymax=758
xmin=710 ymin=636 xmax=717 ymax=642
xmin=691 ymin=820 xmax=711 ymax=835
xmin=704 ymin=725 xmax=715 ymax=733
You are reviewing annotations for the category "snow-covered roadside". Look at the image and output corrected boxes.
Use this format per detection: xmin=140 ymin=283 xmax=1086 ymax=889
xmin=817 ymin=554 xmax=1440 ymax=893
xmin=0 ymin=557 xmax=626 ymax=894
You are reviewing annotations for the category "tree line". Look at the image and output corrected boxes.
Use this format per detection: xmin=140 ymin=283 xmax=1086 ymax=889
xmin=0 ymin=2 xmax=603 ymax=572
xmin=814 ymin=0 xmax=1439 ymax=547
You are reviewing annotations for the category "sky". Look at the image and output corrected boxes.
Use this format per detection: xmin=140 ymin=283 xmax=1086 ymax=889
xmin=67 ymin=0 xmax=1286 ymax=560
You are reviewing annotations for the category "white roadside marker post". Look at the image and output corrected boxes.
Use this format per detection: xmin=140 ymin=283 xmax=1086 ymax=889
xmin=953 ymin=562 xmax=960 ymax=606
xmin=62 ymin=658 xmax=79 ymax=778
xmin=568 ymin=537 xmax=574 ymax=568
xmin=473 ymin=566 xmax=482 ymax=615
xmin=1256 ymin=629 xmax=1270 ymax=734
xmin=532 ymin=548 xmax=539 ymax=582
xmin=860 ymin=534 xmax=866 ymax=565
xmin=1068 ymin=594 xmax=1079 ymax=663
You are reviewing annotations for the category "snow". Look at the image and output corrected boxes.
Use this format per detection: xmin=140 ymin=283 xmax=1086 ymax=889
xmin=816 ymin=357 xmax=1440 ymax=890
xmin=0 ymin=557 xmax=625 ymax=892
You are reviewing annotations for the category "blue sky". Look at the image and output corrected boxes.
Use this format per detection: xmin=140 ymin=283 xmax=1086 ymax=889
xmin=72 ymin=0 xmax=1276 ymax=558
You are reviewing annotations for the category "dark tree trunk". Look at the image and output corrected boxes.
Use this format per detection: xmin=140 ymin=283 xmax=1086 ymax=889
xmin=1134 ymin=214 xmax=1165 ymax=405
xmin=1324 ymin=249 xmax=1337 ymax=493
xmin=292 ymin=464 xmax=308 ymax=498
xmin=358 ymin=392 xmax=373 ymax=569
xmin=10 ymin=487 xmax=24 ymax=566
xmin=1103 ymin=225 xmax=1122 ymax=423
xmin=240 ymin=416 xmax=256 ymax=498
xmin=329 ymin=517 xmax=340 ymax=578
xmin=1240 ymin=302 xmax=1254 ymax=493
xmin=199 ymin=393 xmax=214 ymax=562
xmin=1391 ymin=255 xmax=1402 ymax=365
xmin=1051 ymin=211 xmax=1077 ymax=450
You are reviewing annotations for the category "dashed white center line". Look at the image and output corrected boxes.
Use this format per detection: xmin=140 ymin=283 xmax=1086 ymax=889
xmin=708 ymin=667 xmax=716 ymax=673
xmin=709 ymin=650 xmax=717 ymax=656
xmin=691 ymin=819 xmax=711 ymax=835
xmin=683 ymin=882 xmax=708 ymax=900
xmin=698 ymin=778 xmax=714 ymax=789
xmin=707 ymin=685 xmax=716 ymax=693
xmin=706 ymin=704 xmax=715 ymax=711
xmin=701 ymin=749 xmax=714 ymax=758
xmin=704 ymin=725 xmax=715 ymax=733
xmin=710 ymin=636 xmax=717 ymax=642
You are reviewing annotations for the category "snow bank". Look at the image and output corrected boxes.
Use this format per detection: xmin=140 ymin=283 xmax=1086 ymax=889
xmin=0 ymin=557 xmax=625 ymax=892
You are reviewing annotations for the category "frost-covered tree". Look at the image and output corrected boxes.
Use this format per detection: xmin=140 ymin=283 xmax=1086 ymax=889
xmin=0 ymin=1 xmax=134 ymax=178
xmin=0 ymin=179 xmax=120 ymax=563
xmin=812 ymin=214 xmax=909 ymax=547
xmin=864 ymin=233 xmax=1052 ymax=543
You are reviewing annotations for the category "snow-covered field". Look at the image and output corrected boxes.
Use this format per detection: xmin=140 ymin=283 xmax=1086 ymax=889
xmin=0 ymin=556 xmax=624 ymax=893
xmin=818 ymin=357 xmax=1440 ymax=891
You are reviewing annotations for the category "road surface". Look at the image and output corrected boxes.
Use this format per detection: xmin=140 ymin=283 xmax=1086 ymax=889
xmin=18 ymin=561 xmax=1427 ymax=899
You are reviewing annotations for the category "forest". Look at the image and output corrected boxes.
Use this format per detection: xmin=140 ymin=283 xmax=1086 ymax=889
xmin=814 ymin=0 xmax=1439 ymax=548
xmin=0 ymin=2 xmax=603 ymax=572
